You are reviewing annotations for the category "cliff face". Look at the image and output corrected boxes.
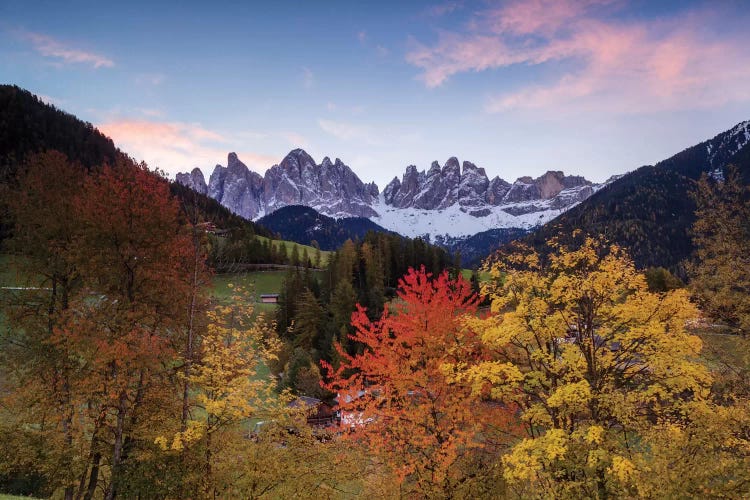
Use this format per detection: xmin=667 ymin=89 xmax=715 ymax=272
xmin=180 ymin=149 xmax=379 ymax=220
xmin=383 ymin=158 xmax=597 ymax=215
xmin=175 ymin=167 xmax=207 ymax=195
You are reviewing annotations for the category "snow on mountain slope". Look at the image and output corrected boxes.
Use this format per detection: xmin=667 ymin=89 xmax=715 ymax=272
xmin=371 ymin=184 xmax=603 ymax=241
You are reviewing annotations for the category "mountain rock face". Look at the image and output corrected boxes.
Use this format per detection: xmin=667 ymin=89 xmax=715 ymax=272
xmin=264 ymin=150 xmax=378 ymax=218
xmin=207 ymin=153 xmax=265 ymax=219
xmin=383 ymin=159 xmax=597 ymax=215
xmin=175 ymin=168 xmax=208 ymax=195
xmin=188 ymin=150 xmax=379 ymax=220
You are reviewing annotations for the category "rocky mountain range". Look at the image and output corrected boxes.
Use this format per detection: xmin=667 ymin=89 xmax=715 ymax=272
xmin=177 ymin=151 xmax=603 ymax=242
xmin=381 ymin=158 xmax=597 ymax=215
xmin=177 ymin=150 xmax=379 ymax=220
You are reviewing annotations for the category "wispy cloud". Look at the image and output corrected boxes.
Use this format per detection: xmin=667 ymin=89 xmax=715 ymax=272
xmin=357 ymin=30 xmax=367 ymax=43
xmin=19 ymin=31 xmax=114 ymax=68
xmin=318 ymin=119 xmax=382 ymax=145
xmin=137 ymin=108 xmax=164 ymax=118
xmin=97 ymin=119 xmax=278 ymax=176
xmin=406 ymin=0 xmax=750 ymax=113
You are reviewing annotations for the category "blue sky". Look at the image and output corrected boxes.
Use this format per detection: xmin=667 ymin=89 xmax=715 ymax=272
xmin=2 ymin=0 xmax=750 ymax=187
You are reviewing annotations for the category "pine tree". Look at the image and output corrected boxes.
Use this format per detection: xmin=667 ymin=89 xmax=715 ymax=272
xmin=290 ymin=244 xmax=300 ymax=268
xmin=689 ymin=165 xmax=750 ymax=333
xmin=292 ymin=289 xmax=323 ymax=352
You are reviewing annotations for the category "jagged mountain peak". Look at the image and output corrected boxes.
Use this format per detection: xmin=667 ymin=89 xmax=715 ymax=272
xmin=175 ymin=167 xmax=208 ymax=195
xmin=445 ymin=156 xmax=460 ymax=169
xmin=382 ymin=157 xmax=596 ymax=212
xmin=179 ymin=150 xmax=378 ymax=220
xmin=278 ymin=148 xmax=316 ymax=172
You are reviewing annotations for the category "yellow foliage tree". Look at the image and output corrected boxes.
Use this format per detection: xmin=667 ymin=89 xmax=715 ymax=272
xmin=457 ymin=237 xmax=716 ymax=497
xmin=156 ymin=286 xmax=284 ymax=497
xmin=154 ymin=286 xmax=381 ymax=498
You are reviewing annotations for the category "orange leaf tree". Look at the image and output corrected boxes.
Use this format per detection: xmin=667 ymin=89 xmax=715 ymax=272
xmin=67 ymin=158 xmax=193 ymax=499
xmin=322 ymin=267 xmax=517 ymax=498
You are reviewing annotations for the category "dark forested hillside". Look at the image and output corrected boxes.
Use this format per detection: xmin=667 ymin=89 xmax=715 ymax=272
xmin=0 ymin=85 xmax=119 ymax=180
xmin=257 ymin=205 xmax=393 ymax=250
xmin=524 ymin=121 xmax=750 ymax=273
xmin=0 ymin=85 xmax=272 ymax=239
xmin=442 ymin=227 xmax=531 ymax=268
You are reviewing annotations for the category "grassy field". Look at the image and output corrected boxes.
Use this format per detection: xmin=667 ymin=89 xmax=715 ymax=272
xmin=212 ymin=270 xmax=287 ymax=300
xmin=254 ymin=235 xmax=332 ymax=267
xmin=212 ymin=269 xmax=322 ymax=303
xmin=695 ymin=328 xmax=750 ymax=373
xmin=460 ymin=268 xmax=492 ymax=282
xmin=0 ymin=495 xmax=41 ymax=500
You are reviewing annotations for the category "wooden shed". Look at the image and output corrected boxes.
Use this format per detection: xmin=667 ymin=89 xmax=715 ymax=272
xmin=259 ymin=294 xmax=279 ymax=304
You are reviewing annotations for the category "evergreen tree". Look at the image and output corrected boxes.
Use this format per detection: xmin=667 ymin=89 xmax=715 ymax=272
xmin=292 ymin=289 xmax=323 ymax=353
xmin=290 ymin=244 xmax=300 ymax=267
xmin=689 ymin=165 xmax=750 ymax=333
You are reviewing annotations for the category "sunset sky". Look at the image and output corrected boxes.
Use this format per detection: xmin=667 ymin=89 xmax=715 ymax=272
xmin=2 ymin=0 xmax=749 ymax=186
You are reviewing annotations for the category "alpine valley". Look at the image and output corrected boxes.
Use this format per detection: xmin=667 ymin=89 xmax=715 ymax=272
xmin=177 ymin=118 xmax=750 ymax=267
xmin=177 ymin=150 xmax=611 ymax=262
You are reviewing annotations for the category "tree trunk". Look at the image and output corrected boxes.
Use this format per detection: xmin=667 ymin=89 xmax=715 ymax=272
xmin=182 ymin=227 xmax=202 ymax=429
xmin=83 ymin=452 xmax=101 ymax=500
xmin=105 ymin=391 xmax=128 ymax=500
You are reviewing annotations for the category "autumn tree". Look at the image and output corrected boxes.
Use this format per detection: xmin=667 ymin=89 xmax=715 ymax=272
xmin=323 ymin=267 xmax=517 ymax=498
xmin=0 ymin=151 xmax=86 ymax=499
xmin=68 ymin=157 xmax=192 ymax=499
xmin=457 ymin=237 xmax=718 ymax=497
xmin=0 ymin=153 xmax=198 ymax=498
xmin=154 ymin=287 xmax=282 ymax=497
xmin=690 ymin=165 xmax=750 ymax=333
xmin=149 ymin=286 xmax=377 ymax=498
xmin=175 ymin=194 xmax=213 ymax=439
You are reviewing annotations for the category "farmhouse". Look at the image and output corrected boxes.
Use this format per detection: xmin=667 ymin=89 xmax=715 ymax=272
xmin=259 ymin=293 xmax=279 ymax=304
xmin=288 ymin=396 xmax=339 ymax=428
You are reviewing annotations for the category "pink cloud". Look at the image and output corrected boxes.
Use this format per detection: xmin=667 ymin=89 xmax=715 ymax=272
xmin=484 ymin=0 xmax=611 ymax=36
xmin=21 ymin=31 xmax=114 ymax=68
xmin=97 ymin=120 xmax=278 ymax=177
xmin=407 ymin=2 xmax=750 ymax=113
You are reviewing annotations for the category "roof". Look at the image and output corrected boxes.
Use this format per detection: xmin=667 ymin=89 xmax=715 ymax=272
xmin=288 ymin=396 xmax=322 ymax=408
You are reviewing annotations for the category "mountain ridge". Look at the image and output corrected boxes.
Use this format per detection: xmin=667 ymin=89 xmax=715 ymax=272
xmin=256 ymin=205 xmax=393 ymax=251
xmin=522 ymin=119 xmax=750 ymax=273
xmin=177 ymin=150 xmax=602 ymax=243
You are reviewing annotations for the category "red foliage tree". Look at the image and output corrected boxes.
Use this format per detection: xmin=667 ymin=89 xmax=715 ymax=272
xmin=322 ymin=267 xmax=519 ymax=497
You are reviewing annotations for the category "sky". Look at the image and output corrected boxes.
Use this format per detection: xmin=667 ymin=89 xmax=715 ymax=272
xmin=2 ymin=0 xmax=750 ymax=187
